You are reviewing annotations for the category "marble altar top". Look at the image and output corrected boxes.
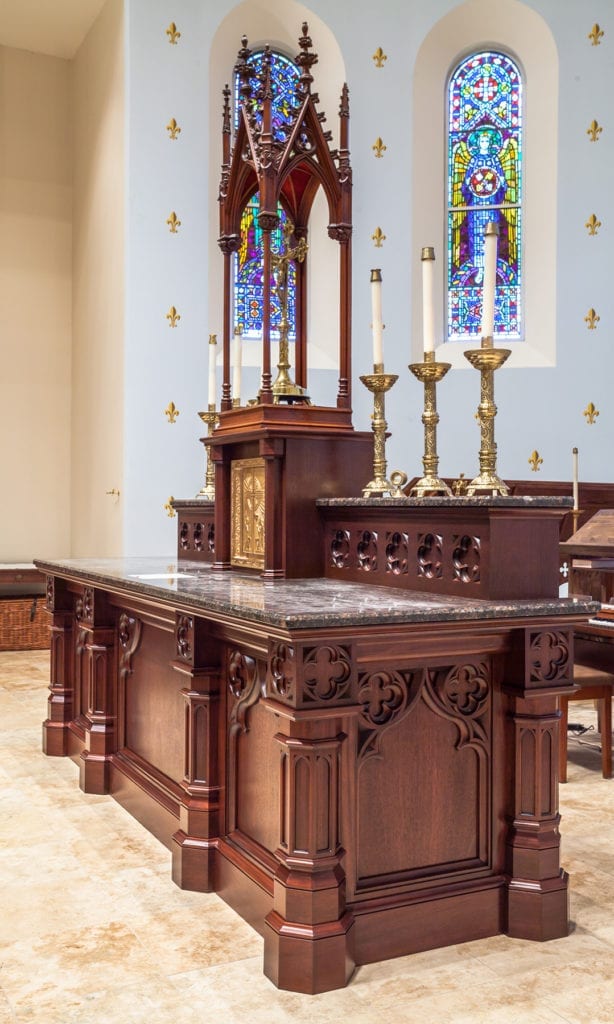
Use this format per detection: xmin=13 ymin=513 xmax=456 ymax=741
xmin=35 ymin=556 xmax=598 ymax=631
xmin=317 ymin=496 xmax=574 ymax=508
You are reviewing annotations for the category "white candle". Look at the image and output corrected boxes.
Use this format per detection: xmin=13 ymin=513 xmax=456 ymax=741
xmin=572 ymin=447 xmax=579 ymax=511
xmin=421 ymin=246 xmax=436 ymax=353
xmin=233 ymin=326 xmax=242 ymax=404
xmin=370 ymin=268 xmax=383 ymax=366
xmin=481 ymin=221 xmax=499 ymax=340
xmin=208 ymin=333 xmax=217 ymax=407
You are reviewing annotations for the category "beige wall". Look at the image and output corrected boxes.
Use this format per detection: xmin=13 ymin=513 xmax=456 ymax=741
xmin=71 ymin=0 xmax=124 ymax=556
xmin=0 ymin=45 xmax=72 ymax=561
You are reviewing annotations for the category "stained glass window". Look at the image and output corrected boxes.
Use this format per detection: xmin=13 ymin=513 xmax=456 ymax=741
xmin=233 ymin=51 xmax=300 ymax=339
xmin=447 ymin=51 xmax=523 ymax=340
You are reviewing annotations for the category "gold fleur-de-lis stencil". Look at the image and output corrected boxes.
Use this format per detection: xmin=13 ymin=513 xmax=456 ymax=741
xmin=585 ymin=214 xmax=601 ymax=236
xmin=584 ymin=307 xmax=600 ymax=329
xmin=166 ymin=118 xmax=181 ymax=140
xmin=583 ymin=402 xmax=599 ymax=425
xmin=163 ymin=496 xmax=177 ymax=517
xmin=372 ymin=137 xmax=387 ymax=158
xmin=371 ymin=226 xmax=386 ymax=248
xmin=166 ymin=22 xmax=181 ymax=45
xmin=587 ymin=119 xmax=603 ymax=142
xmin=528 ymin=450 xmax=543 ymax=472
xmin=166 ymin=306 xmax=181 ymax=328
xmin=588 ymin=23 xmax=604 ymax=46
xmin=164 ymin=402 xmax=180 ymax=423
xmin=372 ymin=47 xmax=387 ymax=68
xmin=166 ymin=211 xmax=181 ymax=233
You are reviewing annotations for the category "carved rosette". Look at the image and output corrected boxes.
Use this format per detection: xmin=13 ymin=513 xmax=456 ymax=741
xmin=357 ymin=669 xmax=421 ymax=760
xmin=385 ymin=531 xmax=408 ymax=575
xmin=269 ymin=642 xmax=295 ymax=699
xmin=176 ymin=614 xmax=194 ymax=663
xmin=357 ymin=530 xmax=378 ymax=572
xmin=528 ymin=630 xmax=571 ymax=686
xmin=330 ymin=529 xmax=351 ymax=569
xmin=417 ymin=533 xmax=443 ymax=579
xmin=423 ymin=662 xmax=491 ymax=749
xmin=118 ymin=612 xmax=142 ymax=679
xmin=452 ymin=535 xmax=480 ymax=583
xmin=303 ymin=644 xmax=352 ymax=703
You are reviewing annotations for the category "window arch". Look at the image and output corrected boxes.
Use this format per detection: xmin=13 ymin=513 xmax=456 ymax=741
xmin=233 ymin=50 xmax=300 ymax=340
xmin=447 ymin=51 xmax=523 ymax=341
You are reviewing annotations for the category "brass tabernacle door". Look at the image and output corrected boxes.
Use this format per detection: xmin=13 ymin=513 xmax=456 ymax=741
xmin=231 ymin=457 xmax=266 ymax=570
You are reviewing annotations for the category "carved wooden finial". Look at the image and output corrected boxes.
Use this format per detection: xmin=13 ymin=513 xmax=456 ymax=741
xmin=222 ymin=84 xmax=231 ymax=134
xmin=296 ymin=21 xmax=318 ymax=94
xmin=339 ymin=82 xmax=350 ymax=119
xmin=234 ymin=34 xmax=253 ymax=106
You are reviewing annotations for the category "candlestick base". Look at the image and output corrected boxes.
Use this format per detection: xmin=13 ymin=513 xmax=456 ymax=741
xmin=464 ymin=346 xmax=511 ymax=497
xmin=408 ymin=353 xmax=452 ymax=497
xmin=197 ymin=407 xmax=219 ymax=499
xmin=360 ymin=371 xmax=398 ymax=497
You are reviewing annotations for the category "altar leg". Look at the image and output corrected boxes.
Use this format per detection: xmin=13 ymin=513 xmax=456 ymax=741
xmin=42 ymin=607 xmax=73 ymax=756
xmin=507 ymin=693 xmax=569 ymax=940
xmin=263 ymin=716 xmax=355 ymax=994
xmin=78 ymin=626 xmax=116 ymax=794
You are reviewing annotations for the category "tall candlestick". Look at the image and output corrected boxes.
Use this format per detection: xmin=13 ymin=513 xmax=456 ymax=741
xmin=232 ymin=325 xmax=242 ymax=405
xmin=370 ymin=268 xmax=384 ymax=366
xmin=208 ymin=333 xmax=217 ymax=407
xmin=572 ymin=446 xmax=579 ymax=511
xmin=421 ymin=246 xmax=436 ymax=352
xmin=481 ymin=221 xmax=499 ymax=340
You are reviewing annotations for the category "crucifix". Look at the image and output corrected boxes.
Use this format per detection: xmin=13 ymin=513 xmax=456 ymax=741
xmin=271 ymin=220 xmax=310 ymax=403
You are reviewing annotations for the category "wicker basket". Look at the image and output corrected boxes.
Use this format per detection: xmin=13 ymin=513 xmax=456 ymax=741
xmin=0 ymin=596 xmax=51 ymax=651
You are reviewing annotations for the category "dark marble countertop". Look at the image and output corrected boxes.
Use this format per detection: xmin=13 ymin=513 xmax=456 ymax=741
xmin=34 ymin=556 xmax=598 ymax=631
xmin=317 ymin=496 xmax=574 ymax=509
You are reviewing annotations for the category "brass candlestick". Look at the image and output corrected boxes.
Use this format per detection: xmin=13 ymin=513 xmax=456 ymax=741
xmin=196 ymin=405 xmax=219 ymax=499
xmin=408 ymin=350 xmax=452 ymax=496
xmin=360 ymin=366 xmax=398 ymax=496
xmin=464 ymin=337 xmax=511 ymax=496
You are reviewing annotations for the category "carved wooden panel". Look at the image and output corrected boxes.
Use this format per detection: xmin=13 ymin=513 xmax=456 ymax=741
xmin=303 ymin=644 xmax=352 ymax=703
xmin=355 ymin=661 xmax=491 ymax=888
xmin=231 ymin=458 xmax=266 ymax=570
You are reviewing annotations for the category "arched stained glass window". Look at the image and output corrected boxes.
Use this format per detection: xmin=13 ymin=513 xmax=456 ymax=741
xmin=447 ymin=51 xmax=523 ymax=340
xmin=233 ymin=50 xmax=300 ymax=340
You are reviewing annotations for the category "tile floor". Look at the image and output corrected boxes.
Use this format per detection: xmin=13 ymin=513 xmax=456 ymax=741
xmin=0 ymin=650 xmax=612 ymax=1024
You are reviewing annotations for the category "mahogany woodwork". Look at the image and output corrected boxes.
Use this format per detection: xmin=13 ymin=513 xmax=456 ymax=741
xmin=219 ymin=25 xmax=353 ymax=410
xmin=320 ymin=501 xmax=565 ymax=599
xmin=39 ymin=529 xmax=592 ymax=993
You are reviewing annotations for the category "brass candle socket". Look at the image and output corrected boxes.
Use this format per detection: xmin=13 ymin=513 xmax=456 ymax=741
xmin=360 ymin=367 xmax=398 ymax=496
xmin=464 ymin=341 xmax=511 ymax=496
xmin=408 ymin=351 xmax=452 ymax=497
xmin=196 ymin=405 xmax=219 ymax=499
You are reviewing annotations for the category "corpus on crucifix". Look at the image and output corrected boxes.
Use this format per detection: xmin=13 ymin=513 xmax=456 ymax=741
xmin=271 ymin=220 xmax=309 ymax=403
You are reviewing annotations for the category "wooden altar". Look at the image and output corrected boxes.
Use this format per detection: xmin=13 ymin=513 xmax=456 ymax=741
xmin=34 ymin=27 xmax=600 ymax=995
xmin=37 ymin=513 xmax=597 ymax=993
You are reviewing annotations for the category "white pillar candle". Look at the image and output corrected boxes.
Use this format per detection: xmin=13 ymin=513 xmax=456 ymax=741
xmin=370 ymin=268 xmax=383 ymax=366
xmin=233 ymin=326 xmax=242 ymax=404
xmin=421 ymin=246 xmax=436 ymax=353
xmin=572 ymin=446 xmax=579 ymax=511
xmin=481 ymin=221 xmax=499 ymax=340
xmin=208 ymin=333 xmax=217 ymax=407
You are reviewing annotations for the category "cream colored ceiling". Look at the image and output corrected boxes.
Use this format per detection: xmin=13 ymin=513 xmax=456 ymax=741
xmin=0 ymin=0 xmax=108 ymax=59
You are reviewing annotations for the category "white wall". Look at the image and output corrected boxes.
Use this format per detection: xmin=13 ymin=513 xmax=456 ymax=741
xmin=0 ymin=45 xmax=72 ymax=561
xmin=71 ymin=0 xmax=125 ymax=556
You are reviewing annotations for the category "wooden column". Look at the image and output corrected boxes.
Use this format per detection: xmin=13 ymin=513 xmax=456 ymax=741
xmin=506 ymin=627 xmax=575 ymax=940
xmin=75 ymin=587 xmax=116 ymax=795
xmin=171 ymin=613 xmax=222 ymax=892
xmin=263 ymin=710 xmax=354 ymax=994
xmin=261 ymin=437 xmax=285 ymax=579
xmin=42 ymin=575 xmax=74 ymax=756
xmin=212 ymin=448 xmax=232 ymax=571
